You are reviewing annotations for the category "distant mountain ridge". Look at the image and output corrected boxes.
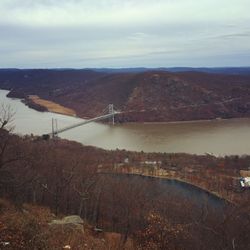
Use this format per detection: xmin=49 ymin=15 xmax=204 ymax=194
xmin=1 ymin=67 xmax=250 ymax=75
xmin=90 ymin=67 xmax=250 ymax=75
xmin=1 ymin=68 xmax=250 ymax=122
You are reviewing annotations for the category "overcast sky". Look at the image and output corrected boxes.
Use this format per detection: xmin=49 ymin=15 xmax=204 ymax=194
xmin=0 ymin=0 xmax=249 ymax=68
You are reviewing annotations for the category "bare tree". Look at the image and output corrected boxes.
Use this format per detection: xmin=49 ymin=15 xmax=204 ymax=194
xmin=0 ymin=104 xmax=19 ymax=171
xmin=0 ymin=104 xmax=32 ymax=203
xmin=39 ymin=156 xmax=77 ymax=215
xmin=0 ymin=103 xmax=15 ymax=130
xmin=74 ymin=172 xmax=98 ymax=218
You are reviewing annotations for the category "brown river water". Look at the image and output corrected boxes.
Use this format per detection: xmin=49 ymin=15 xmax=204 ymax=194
xmin=1 ymin=89 xmax=250 ymax=155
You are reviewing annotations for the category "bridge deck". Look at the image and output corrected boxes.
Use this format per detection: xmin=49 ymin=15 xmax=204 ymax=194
xmin=50 ymin=112 xmax=120 ymax=136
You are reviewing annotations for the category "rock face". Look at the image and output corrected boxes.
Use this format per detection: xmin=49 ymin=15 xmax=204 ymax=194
xmin=49 ymin=215 xmax=84 ymax=231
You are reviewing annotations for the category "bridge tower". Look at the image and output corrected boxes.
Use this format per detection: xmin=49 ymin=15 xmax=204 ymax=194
xmin=108 ymin=104 xmax=115 ymax=125
xmin=51 ymin=118 xmax=58 ymax=138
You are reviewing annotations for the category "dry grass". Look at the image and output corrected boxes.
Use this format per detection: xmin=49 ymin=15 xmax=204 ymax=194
xmin=0 ymin=199 xmax=134 ymax=250
xmin=28 ymin=95 xmax=76 ymax=116
xmin=240 ymin=170 xmax=250 ymax=177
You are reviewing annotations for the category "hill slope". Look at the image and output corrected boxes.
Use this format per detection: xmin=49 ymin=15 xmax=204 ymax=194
xmin=1 ymin=69 xmax=250 ymax=122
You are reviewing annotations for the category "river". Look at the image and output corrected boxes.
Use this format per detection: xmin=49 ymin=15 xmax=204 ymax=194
xmin=106 ymin=173 xmax=228 ymax=210
xmin=1 ymin=89 xmax=250 ymax=155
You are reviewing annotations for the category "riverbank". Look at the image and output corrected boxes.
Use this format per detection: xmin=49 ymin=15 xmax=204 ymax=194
xmin=2 ymin=88 xmax=250 ymax=155
xmin=2 ymin=69 xmax=250 ymax=123
xmin=99 ymin=163 xmax=242 ymax=204
xmin=3 ymin=87 xmax=250 ymax=125
xmin=15 ymin=91 xmax=250 ymax=125
xmin=100 ymin=168 xmax=233 ymax=204
xmin=27 ymin=95 xmax=76 ymax=116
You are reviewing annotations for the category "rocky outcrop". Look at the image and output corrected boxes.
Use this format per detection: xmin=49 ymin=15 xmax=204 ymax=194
xmin=49 ymin=215 xmax=84 ymax=231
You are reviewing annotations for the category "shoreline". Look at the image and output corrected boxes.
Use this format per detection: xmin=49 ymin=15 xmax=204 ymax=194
xmin=2 ymin=88 xmax=250 ymax=156
xmin=27 ymin=95 xmax=77 ymax=117
xmin=2 ymin=88 xmax=250 ymax=125
xmin=120 ymin=117 xmax=250 ymax=125
xmin=100 ymin=170 xmax=234 ymax=204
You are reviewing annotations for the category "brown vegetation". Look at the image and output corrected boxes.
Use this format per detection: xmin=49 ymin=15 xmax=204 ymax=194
xmin=0 ymin=198 xmax=135 ymax=250
xmin=27 ymin=95 xmax=76 ymax=116
xmin=1 ymin=69 xmax=250 ymax=121
xmin=1 ymin=125 xmax=250 ymax=249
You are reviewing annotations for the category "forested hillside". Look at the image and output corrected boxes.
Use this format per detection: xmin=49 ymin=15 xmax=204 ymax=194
xmin=1 ymin=69 xmax=250 ymax=121
xmin=1 ymin=120 xmax=250 ymax=249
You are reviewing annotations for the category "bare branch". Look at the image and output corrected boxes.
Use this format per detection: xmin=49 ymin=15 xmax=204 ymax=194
xmin=0 ymin=103 xmax=15 ymax=130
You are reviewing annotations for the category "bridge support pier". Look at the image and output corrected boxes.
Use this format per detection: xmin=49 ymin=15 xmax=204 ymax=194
xmin=51 ymin=118 xmax=58 ymax=138
xmin=108 ymin=104 xmax=115 ymax=125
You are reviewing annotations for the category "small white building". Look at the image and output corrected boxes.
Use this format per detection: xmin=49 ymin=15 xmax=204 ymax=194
xmin=240 ymin=177 xmax=250 ymax=188
xmin=124 ymin=158 xmax=129 ymax=164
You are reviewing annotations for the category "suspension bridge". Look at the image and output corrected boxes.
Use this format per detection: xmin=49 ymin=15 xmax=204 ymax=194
xmin=43 ymin=104 xmax=120 ymax=139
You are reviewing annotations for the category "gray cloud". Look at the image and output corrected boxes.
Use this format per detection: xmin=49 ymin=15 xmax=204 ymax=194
xmin=0 ymin=0 xmax=249 ymax=68
xmin=212 ymin=32 xmax=250 ymax=40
